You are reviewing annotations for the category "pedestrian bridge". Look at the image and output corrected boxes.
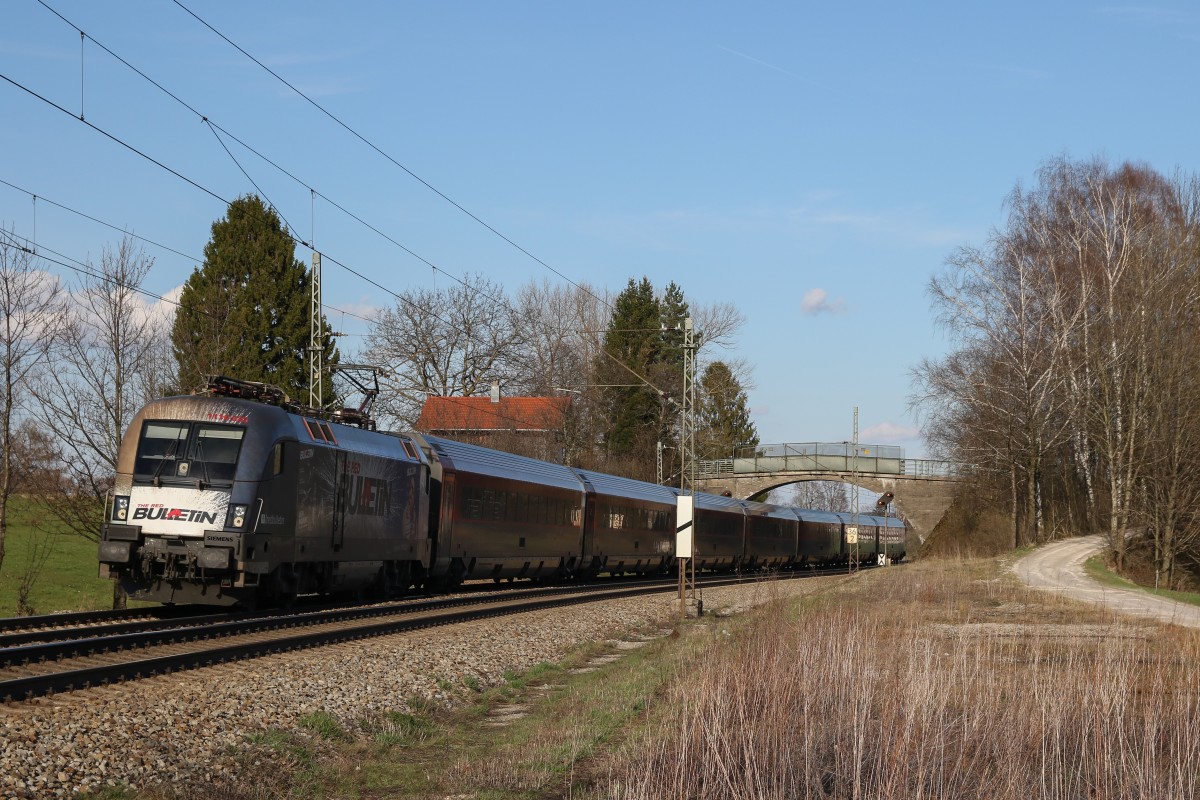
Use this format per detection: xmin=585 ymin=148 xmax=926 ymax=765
xmin=695 ymin=442 xmax=961 ymax=541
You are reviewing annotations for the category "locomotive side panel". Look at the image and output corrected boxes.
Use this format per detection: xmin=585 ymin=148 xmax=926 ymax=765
xmin=287 ymin=420 xmax=430 ymax=593
xmin=243 ymin=439 xmax=299 ymax=578
xmin=294 ymin=442 xmax=337 ymax=560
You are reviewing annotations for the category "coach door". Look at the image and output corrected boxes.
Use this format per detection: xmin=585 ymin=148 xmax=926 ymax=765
xmin=332 ymin=451 xmax=347 ymax=550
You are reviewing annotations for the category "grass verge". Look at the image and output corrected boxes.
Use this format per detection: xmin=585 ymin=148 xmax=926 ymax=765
xmin=0 ymin=497 xmax=130 ymax=616
xmin=1085 ymin=554 xmax=1200 ymax=607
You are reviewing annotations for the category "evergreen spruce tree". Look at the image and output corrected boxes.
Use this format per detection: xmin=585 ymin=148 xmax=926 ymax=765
xmin=596 ymin=278 xmax=662 ymax=461
xmin=655 ymin=280 xmax=691 ymax=449
xmin=595 ymin=278 xmax=701 ymax=479
xmin=697 ymin=361 xmax=758 ymax=459
xmin=171 ymin=196 xmax=337 ymax=402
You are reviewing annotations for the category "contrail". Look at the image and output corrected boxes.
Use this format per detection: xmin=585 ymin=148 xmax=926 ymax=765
xmin=718 ymin=45 xmax=828 ymax=90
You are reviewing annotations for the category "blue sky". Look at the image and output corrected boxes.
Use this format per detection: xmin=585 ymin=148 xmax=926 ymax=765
xmin=3 ymin=1 xmax=1198 ymax=458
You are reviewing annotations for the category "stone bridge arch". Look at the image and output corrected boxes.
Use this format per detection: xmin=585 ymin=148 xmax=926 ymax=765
xmin=696 ymin=471 xmax=959 ymax=542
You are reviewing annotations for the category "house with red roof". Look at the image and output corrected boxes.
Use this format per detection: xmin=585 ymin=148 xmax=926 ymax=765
xmin=414 ymin=385 xmax=571 ymax=462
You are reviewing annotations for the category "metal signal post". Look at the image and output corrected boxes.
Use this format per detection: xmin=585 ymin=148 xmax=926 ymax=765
xmin=848 ymin=406 xmax=860 ymax=574
xmin=677 ymin=317 xmax=700 ymax=616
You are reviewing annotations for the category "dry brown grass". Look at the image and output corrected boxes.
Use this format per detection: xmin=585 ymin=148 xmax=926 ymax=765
xmin=599 ymin=560 xmax=1200 ymax=800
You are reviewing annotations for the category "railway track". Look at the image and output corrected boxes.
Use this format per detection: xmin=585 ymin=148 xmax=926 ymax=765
xmin=0 ymin=603 xmax=208 ymax=635
xmin=0 ymin=571 xmax=794 ymax=703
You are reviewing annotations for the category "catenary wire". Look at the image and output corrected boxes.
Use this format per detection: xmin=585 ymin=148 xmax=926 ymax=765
xmin=169 ymin=0 xmax=611 ymax=313
xmin=0 ymin=178 xmax=374 ymax=329
xmin=0 ymin=226 xmax=549 ymax=430
xmin=0 ymin=65 xmax=673 ymax=405
xmin=11 ymin=7 xmax=679 ymax=409
xmin=33 ymin=0 xmax=597 ymax=345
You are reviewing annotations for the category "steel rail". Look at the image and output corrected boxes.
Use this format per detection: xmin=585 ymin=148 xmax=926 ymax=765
xmin=0 ymin=572 xmax=792 ymax=702
xmin=0 ymin=604 xmax=206 ymax=635
xmin=0 ymin=574 xmax=687 ymax=654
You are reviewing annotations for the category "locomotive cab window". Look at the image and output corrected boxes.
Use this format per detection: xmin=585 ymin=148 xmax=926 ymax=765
xmin=189 ymin=425 xmax=244 ymax=482
xmin=133 ymin=422 xmax=189 ymax=478
xmin=133 ymin=421 xmax=245 ymax=485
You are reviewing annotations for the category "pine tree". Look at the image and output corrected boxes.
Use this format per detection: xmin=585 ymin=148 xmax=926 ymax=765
xmin=171 ymin=196 xmax=337 ymax=402
xmin=697 ymin=361 xmax=758 ymax=459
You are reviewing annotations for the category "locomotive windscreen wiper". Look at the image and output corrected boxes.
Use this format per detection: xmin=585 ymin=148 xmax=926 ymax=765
xmin=192 ymin=435 xmax=212 ymax=490
xmin=151 ymin=439 xmax=181 ymax=487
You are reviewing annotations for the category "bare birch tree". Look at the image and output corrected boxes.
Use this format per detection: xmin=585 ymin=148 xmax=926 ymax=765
xmin=363 ymin=274 xmax=521 ymax=429
xmin=921 ymin=225 xmax=1072 ymax=547
xmin=0 ymin=233 xmax=65 ymax=573
xmin=38 ymin=238 xmax=168 ymax=534
xmin=913 ymin=156 xmax=1200 ymax=577
xmin=35 ymin=237 xmax=170 ymax=607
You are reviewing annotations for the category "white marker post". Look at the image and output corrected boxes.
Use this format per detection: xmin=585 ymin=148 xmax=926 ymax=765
xmin=677 ymin=495 xmax=695 ymax=616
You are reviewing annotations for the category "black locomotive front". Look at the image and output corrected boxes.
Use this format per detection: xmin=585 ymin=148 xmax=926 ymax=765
xmin=99 ymin=384 xmax=429 ymax=606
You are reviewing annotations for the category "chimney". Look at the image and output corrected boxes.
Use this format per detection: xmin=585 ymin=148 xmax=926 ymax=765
xmin=490 ymin=380 xmax=500 ymax=403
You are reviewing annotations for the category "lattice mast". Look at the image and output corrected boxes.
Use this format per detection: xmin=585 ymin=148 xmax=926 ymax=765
xmin=680 ymin=317 xmax=696 ymax=494
xmin=308 ymin=252 xmax=323 ymax=409
xmin=678 ymin=318 xmax=699 ymax=615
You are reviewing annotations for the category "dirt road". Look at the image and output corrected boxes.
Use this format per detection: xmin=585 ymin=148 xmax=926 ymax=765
xmin=1014 ymin=534 xmax=1200 ymax=629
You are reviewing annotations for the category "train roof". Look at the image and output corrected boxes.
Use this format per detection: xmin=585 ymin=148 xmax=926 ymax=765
xmin=830 ymin=510 xmax=906 ymax=528
xmin=570 ymin=468 xmax=679 ymax=505
xmin=692 ymin=491 xmax=746 ymax=513
xmin=790 ymin=508 xmax=844 ymax=524
xmin=414 ymin=434 xmax=584 ymax=492
xmin=742 ymin=498 xmax=795 ymax=519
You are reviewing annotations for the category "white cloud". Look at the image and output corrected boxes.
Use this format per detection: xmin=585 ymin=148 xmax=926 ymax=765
xmin=800 ymin=288 xmax=846 ymax=316
xmin=327 ymin=296 xmax=382 ymax=326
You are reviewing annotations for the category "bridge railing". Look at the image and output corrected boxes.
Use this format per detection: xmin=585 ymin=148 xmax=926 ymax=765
xmin=696 ymin=443 xmax=964 ymax=479
xmin=903 ymin=459 xmax=961 ymax=478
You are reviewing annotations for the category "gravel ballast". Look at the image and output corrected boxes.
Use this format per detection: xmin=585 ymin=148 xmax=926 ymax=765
xmin=0 ymin=579 xmax=815 ymax=798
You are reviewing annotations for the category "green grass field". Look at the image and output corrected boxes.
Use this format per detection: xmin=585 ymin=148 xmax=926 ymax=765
xmin=1085 ymin=554 xmax=1200 ymax=607
xmin=0 ymin=498 xmax=121 ymax=617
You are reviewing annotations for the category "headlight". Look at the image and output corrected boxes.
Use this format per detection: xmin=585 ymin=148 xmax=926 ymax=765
xmin=113 ymin=496 xmax=130 ymax=522
xmin=226 ymin=503 xmax=249 ymax=529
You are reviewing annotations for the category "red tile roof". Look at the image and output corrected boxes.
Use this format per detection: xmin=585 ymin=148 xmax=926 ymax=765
xmin=415 ymin=396 xmax=570 ymax=432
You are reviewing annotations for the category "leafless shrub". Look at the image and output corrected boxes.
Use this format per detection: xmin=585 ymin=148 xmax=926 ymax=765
xmin=605 ymin=565 xmax=1200 ymax=799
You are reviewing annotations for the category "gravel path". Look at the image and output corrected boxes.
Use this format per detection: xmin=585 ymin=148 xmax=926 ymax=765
xmin=1013 ymin=534 xmax=1200 ymax=629
xmin=0 ymin=578 xmax=814 ymax=798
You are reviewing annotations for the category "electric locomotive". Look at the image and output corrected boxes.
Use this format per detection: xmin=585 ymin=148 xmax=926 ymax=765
xmin=98 ymin=378 xmax=429 ymax=605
